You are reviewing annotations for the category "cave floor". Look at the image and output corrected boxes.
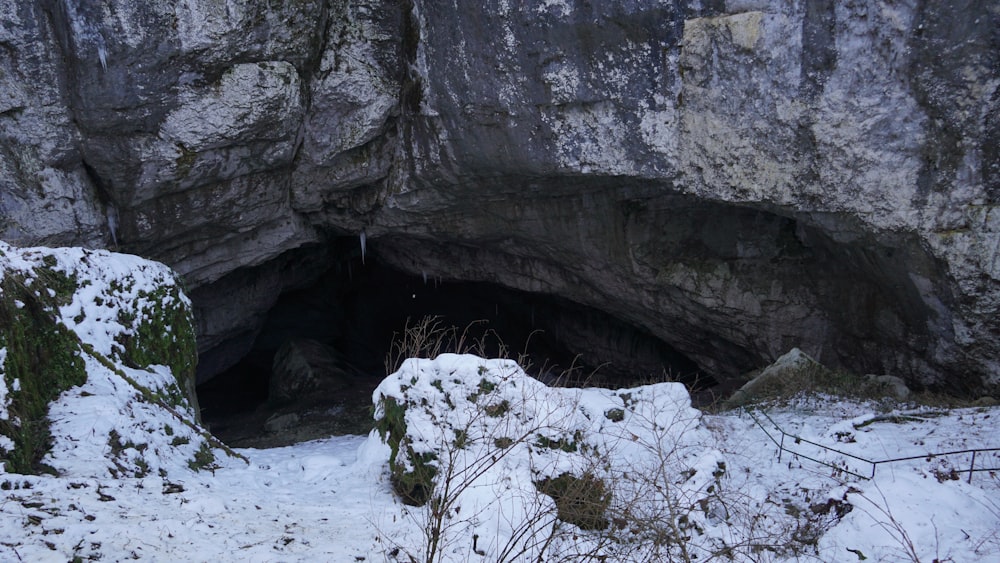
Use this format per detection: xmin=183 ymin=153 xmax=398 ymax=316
xmin=201 ymin=381 xmax=378 ymax=449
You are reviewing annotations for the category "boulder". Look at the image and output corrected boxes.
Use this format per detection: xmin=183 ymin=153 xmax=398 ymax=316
xmin=727 ymin=350 xmax=915 ymax=406
xmin=269 ymin=338 xmax=357 ymax=406
xmin=263 ymin=413 xmax=301 ymax=434
xmin=726 ymin=348 xmax=824 ymax=406
xmin=865 ymin=375 xmax=911 ymax=401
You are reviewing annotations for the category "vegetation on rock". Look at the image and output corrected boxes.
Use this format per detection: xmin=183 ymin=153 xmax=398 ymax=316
xmin=0 ymin=243 xmax=232 ymax=476
xmin=0 ymin=274 xmax=87 ymax=474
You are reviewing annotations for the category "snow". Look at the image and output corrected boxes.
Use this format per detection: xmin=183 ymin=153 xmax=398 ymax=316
xmin=2 ymin=243 xmax=999 ymax=561
xmin=537 ymin=0 xmax=572 ymax=18
xmin=6 ymin=368 xmax=999 ymax=561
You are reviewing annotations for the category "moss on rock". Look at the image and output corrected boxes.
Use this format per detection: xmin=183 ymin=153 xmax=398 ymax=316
xmin=375 ymin=395 xmax=439 ymax=506
xmin=0 ymin=274 xmax=87 ymax=474
xmin=117 ymin=285 xmax=200 ymax=419
xmin=534 ymin=472 xmax=611 ymax=531
xmin=0 ymin=244 xmax=210 ymax=475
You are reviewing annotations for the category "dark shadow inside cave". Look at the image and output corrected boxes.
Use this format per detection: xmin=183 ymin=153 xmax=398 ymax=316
xmin=193 ymin=190 xmax=961 ymax=449
xmin=193 ymin=190 xmax=959 ymax=449
xmin=196 ymin=240 xmax=706 ymax=446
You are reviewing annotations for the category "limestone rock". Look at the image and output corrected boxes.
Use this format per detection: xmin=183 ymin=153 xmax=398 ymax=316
xmin=726 ymin=348 xmax=822 ymax=406
xmin=263 ymin=413 xmax=301 ymax=434
xmin=974 ymin=396 xmax=999 ymax=407
xmin=150 ymin=61 xmax=304 ymax=197
xmin=0 ymin=2 xmax=105 ymax=246
xmin=372 ymin=0 xmax=1000 ymax=392
xmin=0 ymin=0 xmax=997 ymax=395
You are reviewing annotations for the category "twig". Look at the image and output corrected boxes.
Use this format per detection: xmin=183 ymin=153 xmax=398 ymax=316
xmin=79 ymin=342 xmax=248 ymax=464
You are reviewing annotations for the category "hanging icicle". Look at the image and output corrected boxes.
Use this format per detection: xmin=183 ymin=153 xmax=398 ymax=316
xmin=422 ymin=270 xmax=428 ymax=285
xmin=106 ymin=205 xmax=119 ymax=249
xmin=359 ymin=228 xmax=367 ymax=264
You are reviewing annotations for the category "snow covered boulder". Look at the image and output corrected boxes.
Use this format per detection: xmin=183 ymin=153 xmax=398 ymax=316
xmin=0 ymin=242 xmax=233 ymax=477
xmin=371 ymin=354 xmax=727 ymax=561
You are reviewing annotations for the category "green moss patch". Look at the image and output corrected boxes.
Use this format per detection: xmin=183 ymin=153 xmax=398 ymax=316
xmin=391 ymin=450 xmax=438 ymax=507
xmin=375 ymin=395 xmax=439 ymax=506
xmin=188 ymin=442 xmax=218 ymax=472
xmin=535 ymin=431 xmax=583 ymax=453
xmin=117 ymin=285 xmax=199 ymax=417
xmin=604 ymin=408 xmax=625 ymax=422
xmin=0 ymin=275 xmax=87 ymax=474
xmin=535 ymin=472 xmax=611 ymax=531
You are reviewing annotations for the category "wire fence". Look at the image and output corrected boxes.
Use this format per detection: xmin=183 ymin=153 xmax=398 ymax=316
xmin=744 ymin=407 xmax=1000 ymax=483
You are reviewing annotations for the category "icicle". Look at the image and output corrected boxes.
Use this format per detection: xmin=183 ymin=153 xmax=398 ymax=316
xmin=64 ymin=1 xmax=108 ymax=72
xmin=359 ymin=229 xmax=367 ymax=264
xmin=106 ymin=206 xmax=119 ymax=248
xmin=422 ymin=270 xmax=428 ymax=285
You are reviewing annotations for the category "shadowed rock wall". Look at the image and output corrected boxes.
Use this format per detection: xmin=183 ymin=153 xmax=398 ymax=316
xmin=1 ymin=0 xmax=997 ymax=392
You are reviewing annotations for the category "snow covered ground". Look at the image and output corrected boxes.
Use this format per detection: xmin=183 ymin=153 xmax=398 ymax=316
xmin=2 ymin=244 xmax=999 ymax=561
xmin=3 ymin=380 xmax=999 ymax=561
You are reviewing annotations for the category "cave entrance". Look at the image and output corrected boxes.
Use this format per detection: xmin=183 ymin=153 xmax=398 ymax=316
xmin=196 ymin=241 xmax=705 ymax=447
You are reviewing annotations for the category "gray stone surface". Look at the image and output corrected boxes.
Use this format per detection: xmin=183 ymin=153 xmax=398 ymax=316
xmin=866 ymin=375 xmax=911 ymax=401
xmin=726 ymin=347 xmax=821 ymax=406
xmin=0 ymin=1 xmax=106 ymax=246
xmin=263 ymin=412 xmax=301 ymax=434
xmin=270 ymin=338 xmax=357 ymax=406
xmin=1 ymin=0 xmax=997 ymax=393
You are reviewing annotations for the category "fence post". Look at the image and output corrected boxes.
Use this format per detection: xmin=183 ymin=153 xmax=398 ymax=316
xmin=968 ymin=450 xmax=977 ymax=484
xmin=778 ymin=432 xmax=784 ymax=463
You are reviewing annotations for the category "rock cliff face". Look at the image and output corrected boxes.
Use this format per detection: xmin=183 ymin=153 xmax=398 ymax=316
xmin=1 ymin=1 xmax=998 ymax=393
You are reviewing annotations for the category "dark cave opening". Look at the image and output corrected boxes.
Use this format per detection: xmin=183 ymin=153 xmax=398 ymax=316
xmin=192 ymin=195 xmax=963 ymax=449
xmin=193 ymin=195 xmax=960 ymax=449
xmin=196 ymin=240 xmax=706 ymax=446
